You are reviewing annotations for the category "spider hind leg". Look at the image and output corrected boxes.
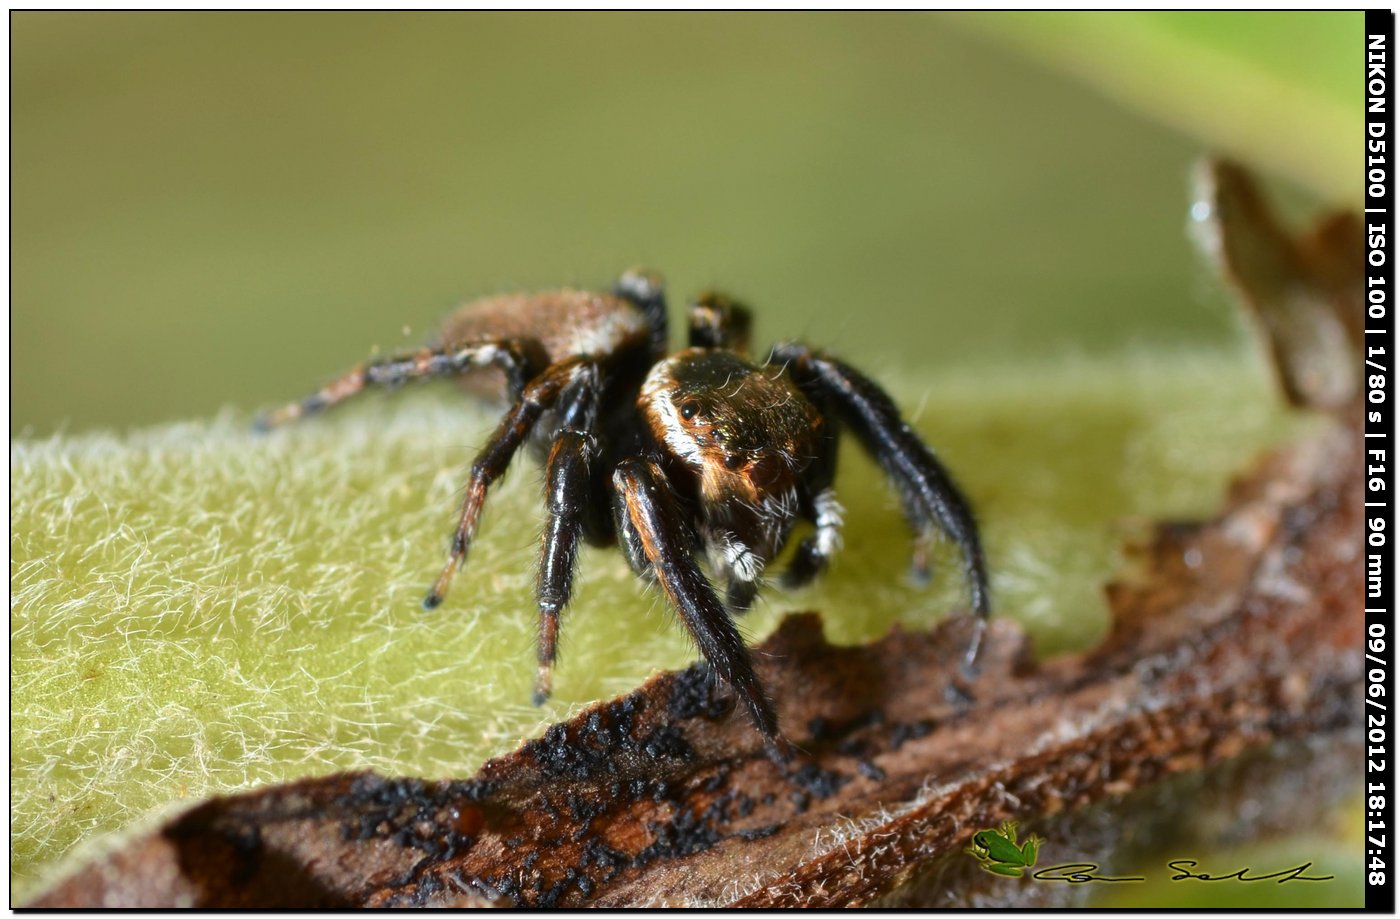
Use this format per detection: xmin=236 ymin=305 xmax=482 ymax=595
xmin=253 ymin=338 xmax=545 ymax=430
xmin=688 ymin=291 xmax=754 ymax=353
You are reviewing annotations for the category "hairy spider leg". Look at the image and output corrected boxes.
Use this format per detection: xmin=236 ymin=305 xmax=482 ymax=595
xmin=780 ymin=418 xmax=843 ymax=590
xmin=687 ymin=291 xmax=754 ymax=353
xmin=423 ymin=359 xmax=588 ymax=610
xmin=613 ymin=457 xmax=786 ymax=759
xmin=532 ymin=363 xmax=603 ymax=705
xmin=781 ymin=487 xmax=846 ymax=590
xmin=771 ymin=343 xmax=992 ymax=666
xmin=613 ymin=496 xmax=652 ymax=579
xmin=253 ymin=339 xmax=545 ymax=430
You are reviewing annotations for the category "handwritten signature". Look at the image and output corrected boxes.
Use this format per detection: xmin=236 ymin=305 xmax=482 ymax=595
xmin=1028 ymin=860 xmax=1334 ymax=885
xmin=1165 ymin=860 xmax=1334 ymax=883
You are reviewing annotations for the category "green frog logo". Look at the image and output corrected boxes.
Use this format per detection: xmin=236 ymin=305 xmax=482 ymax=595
xmin=966 ymin=820 xmax=1043 ymax=878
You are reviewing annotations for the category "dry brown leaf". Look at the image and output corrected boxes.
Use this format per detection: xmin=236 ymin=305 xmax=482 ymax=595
xmin=1191 ymin=156 xmax=1364 ymax=410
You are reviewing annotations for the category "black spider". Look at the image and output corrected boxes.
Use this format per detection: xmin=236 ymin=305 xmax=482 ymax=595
xmin=256 ymin=269 xmax=991 ymax=757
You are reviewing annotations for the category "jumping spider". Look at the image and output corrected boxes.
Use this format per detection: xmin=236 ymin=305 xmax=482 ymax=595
xmin=257 ymin=269 xmax=991 ymax=755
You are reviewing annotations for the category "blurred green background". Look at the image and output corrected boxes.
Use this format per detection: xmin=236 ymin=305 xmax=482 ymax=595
xmin=11 ymin=10 xmax=1364 ymax=907
xmin=12 ymin=11 xmax=1358 ymax=435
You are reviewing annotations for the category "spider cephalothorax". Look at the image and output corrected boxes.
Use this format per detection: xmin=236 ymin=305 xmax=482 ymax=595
xmin=257 ymin=270 xmax=990 ymax=756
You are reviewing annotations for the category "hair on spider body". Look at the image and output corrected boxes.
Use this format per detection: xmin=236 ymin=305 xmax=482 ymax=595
xmin=256 ymin=269 xmax=991 ymax=759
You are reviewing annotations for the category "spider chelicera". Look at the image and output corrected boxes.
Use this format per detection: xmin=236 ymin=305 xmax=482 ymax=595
xmin=256 ymin=269 xmax=991 ymax=757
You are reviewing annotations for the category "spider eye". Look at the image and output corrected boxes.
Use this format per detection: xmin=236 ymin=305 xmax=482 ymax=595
xmin=679 ymin=401 xmax=701 ymax=420
xmin=724 ymin=454 xmax=745 ymax=471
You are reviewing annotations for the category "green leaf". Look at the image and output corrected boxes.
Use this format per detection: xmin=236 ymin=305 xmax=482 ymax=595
xmin=11 ymin=349 xmax=1299 ymax=896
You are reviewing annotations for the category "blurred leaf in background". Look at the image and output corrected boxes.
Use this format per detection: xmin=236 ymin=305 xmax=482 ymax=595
xmin=10 ymin=12 xmax=1357 ymax=434
xmin=960 ymin=11 xmax=1358 ymax=202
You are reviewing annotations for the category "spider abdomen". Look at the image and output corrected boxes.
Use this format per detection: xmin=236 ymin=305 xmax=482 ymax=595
xmin=434 ymin=289 xmax=653 ymax=399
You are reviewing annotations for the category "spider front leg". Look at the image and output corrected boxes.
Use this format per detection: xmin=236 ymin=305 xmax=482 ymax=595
xmin=781 ymin=426 xmax=842 ymax=590
xmin=253 ymin=338 xmax=546 ymax=430
xmin=771 ymin=342 xmax=991 ymax=665
xmin=423 ymin=359 xmax=588 ymax=610
xmin=532 ymin=365 xmax=602 ymax=704
xmin=613 ymin=457 xmax=785 ymax=756
xmin=780 ymin=488 xmax=845 ymax=590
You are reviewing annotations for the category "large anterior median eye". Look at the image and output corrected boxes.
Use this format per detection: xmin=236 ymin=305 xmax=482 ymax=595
xmin=679 ymin=401 xmax=701 ymax=420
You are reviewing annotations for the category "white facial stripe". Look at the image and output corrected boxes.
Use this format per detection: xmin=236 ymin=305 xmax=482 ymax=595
xmin=642 ymin=361 xmax=704 ymax=468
